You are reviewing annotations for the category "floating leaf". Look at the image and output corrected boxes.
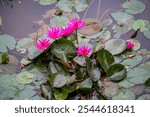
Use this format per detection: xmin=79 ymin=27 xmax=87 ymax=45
xmin=132 ymin=85 xmax=145 ymax=96
xmin=121 ymin=55 xmax=143 ymax=68
xmin=16 ymin=71 xmax=34 ymax=84
xmin=73 ymin=56 xmax=86 ymax=67
xmin=34 ymin=0 xmax=57 ymax=5
xmin=127 ymin=62 xmax=150 ymax=85
xmin=57 ymin=0 xmax=88 ymax=12
xmin=50 ymin=15 xmax=69 ymax=27
xmin=119 ymin=79 xmax=135 ymax=88
xmin=20 ymin=58 xmax=32 ymax=65
xmin=112 ymin=89 xmax=135 ymax=100
xmin=8 ymin=55 xmax=19 ymax=65
xmin=122 ymin=0 xmax=146 ymax=14
xmin=79 ymin=18 xmax=103 ymax=36
xmin=41 ymin=85 xmax=52 ymax=99
xmin=102 ymin=18 xmax=113 ymax=27
xmin=97 ymin=49 xmax=115 ymax=72
xmin=132 ymin=19 xmax=148 ymax=32
xmin=51 ymin=38 xmax=76 ymax=62
xmin=137 ymin=94 xmax=150 ymax=100
xmin=145 ymin=78 xmax=150 ymax=87
xmin=86 ymin=57 xmax=101 ymax=81
xmin=0 ymin=34 xmax=16 ymax=52
xmin=16 ymin=37 xmax=34 ymax=54
xmin=50 ymin=72 xmax=68 ymax=88
xmin=106 ymin=64 xmax=126 ymax=81
xmin=0 ymin=53 xmax=9 ymax=64
xmin=76 ymin=78 xmax=93 ymax=91
xmin=103 ymin=82 xmax=119 ymax=98
xmin=28 ymin=46 xmax=42 ymax=60
xmin=105 ymin=39 xmax=126 ymax=55
xmin=0 ymin=90 xmax=16 ymax=100
xmin=143 ymin=30 xmax=150 ymax=39
xmin=54 ymin=88 xmax=68 ymax=100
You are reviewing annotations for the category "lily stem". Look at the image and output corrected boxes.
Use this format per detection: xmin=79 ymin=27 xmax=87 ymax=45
xmin=76 ymin=30 xmax=79 ymax=44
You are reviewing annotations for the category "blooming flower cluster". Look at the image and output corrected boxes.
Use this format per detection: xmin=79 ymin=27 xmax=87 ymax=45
xmin=36 ymin=18 xmax=91 ymax=56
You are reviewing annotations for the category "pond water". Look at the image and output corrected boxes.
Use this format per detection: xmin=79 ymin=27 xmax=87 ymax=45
xmin=0 ymin=0 xmax=150 ymax=100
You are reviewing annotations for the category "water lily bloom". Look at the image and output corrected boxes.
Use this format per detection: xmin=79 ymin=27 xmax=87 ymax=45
xmin=77 ymin=45 xmax=92 ymax=56
xmin=47 ymin=27 xmax=63 ymax=39
xmin=62 ymin=26 xmax=74 ymax=37
xmin=127 ymin=41 xmax=134 ymax=50
xmin=36 ymin=38 xmax=51 ymax=51
xmin=68 ymin=18 xmax=86 ymax=30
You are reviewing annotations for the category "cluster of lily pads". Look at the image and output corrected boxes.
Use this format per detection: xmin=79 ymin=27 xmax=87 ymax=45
xmin=0 ymin=0 xmax=150 ymax=100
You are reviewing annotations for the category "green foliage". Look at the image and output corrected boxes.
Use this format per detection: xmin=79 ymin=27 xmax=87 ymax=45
xmin=0 ymin=53 xmax=9 ymax=64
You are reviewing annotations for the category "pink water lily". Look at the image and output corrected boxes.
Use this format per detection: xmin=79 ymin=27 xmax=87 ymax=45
xmin=127 ymin=41 xmax=134 ymax=50
xmin=77 ymin=45 xmax=92 ymax=56
xmin=62 ymin=26 xmax=74 ymax=37
xmin=47 ymin=27 xmax=63 ymax=39
xmin=36 ymin=38 xmax=51 ymax=51
xmin=68 ymin=18 xmax=86 ymax=30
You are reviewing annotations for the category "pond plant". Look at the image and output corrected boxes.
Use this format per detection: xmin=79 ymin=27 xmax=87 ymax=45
xmin=0 ymin=0 xmax=150 ymax=100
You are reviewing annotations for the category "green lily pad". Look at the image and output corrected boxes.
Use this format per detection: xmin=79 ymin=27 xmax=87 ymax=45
xmin=28 ymin=46 xmax=42 ymax=60
xmin=127 ymin=62 xmax=150 ymax=85
xmin=144 ymin=30 xmax=150 ymax=39
xmin=103 ymin=82 xmax=119 ymax=98
xmin=73 ymin=56 xmax=86 ymax=66
xmin=76 ymin=78 xmax=93 ymax=91
xmin=112 ymin=89 xmax=135 ymax=100
xmin=50 ymin=15 xmax=69 ymax=28
xmin=54 ymin=88 xmax=68 ymax=100
xmin=0 ymin=34 xmax=16 ymax=52
xmin=57 ymin=0 xmax=88 ymax=12
xmin=122 ymin=0 xmax=146 ymax=14
xmin=16 ymin=37 xmax=34 ymax=54
xmin=119 ymin=79 xmax=135 ymax=88
xmin=106 ymin=64 xmax=126 ymax=81
xmin=132 ymin=19 xmax=149 ymax=32
xmin=51 ymin=38 xmax=76 ymax=62
xmin=86 ymin=57 xmax=101 ymax=81
xmin=97 ymin=49 xmax=115 ymax=72
xmin=0 ymin=64 xmax=18 ymax=75
xmin=16 ymin=71 xmax=34 ymax=84
xmin=110 ymin=11 xmax=134 ymax=24
xmin=0 ymin=53 xmax=9 ymax=64
xmin=105 ymin=39 xmax=126 ymax=55
xmin=34 ymin=0 xmax=57 ymax=5
xmin=137 ymin=94 xmax=150 ymax=100
xmin=121 ymin=55 xmax=143 ymax=68
xmin=0 ymin=90 xmax=17 ymax=100
xmin=50 ymin=72 xmax=68 ymax=88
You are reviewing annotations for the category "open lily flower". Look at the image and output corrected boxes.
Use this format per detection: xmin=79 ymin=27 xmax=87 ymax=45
xmin=36 ymin=38 xmax=51 ymax=51
xmin=77 ymin=45 xmax=92 ymax=56
xmin=62 ymin=26 xmax=74 ymax=37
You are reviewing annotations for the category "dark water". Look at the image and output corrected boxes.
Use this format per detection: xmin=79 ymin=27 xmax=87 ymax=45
xmin=0 ymin=0 xmax=150 ymax=49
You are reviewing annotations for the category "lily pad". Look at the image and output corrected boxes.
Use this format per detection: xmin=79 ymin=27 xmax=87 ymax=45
xmin=54 ymin=88 xmax=68 ymax=100
xmin=16 ymin=71 xmax=34 ymax=84
xmin=132 ymin=19 xmax=148 ymax=32
xmin=137 ymin=94 xmax=150 ymax=100
xmin=121 ymin=55 xmax=143 ymax=68
xmin=51 ymin=38 xmax=76 ymax=62
xmin=144 ymin=30 xmax=150 ymax=39
xmin=105 ymin=39 xmax=126 ymax=55
xmin=119 ymin=79 xmax=135 ymax=88
xmin=112 ymin=89 xmax=135 ymax=100
xmin=0 ymin=34 xmax=16 ymax=52
xmin=76 ymin=78 xmax=93 ymax=91
xmin=8 ymin=55 xmax=19 ymax=65
xmin=0 ymin=53 xmax=9 ymax=64
xmin=122 ymin=0 xmax=146 ymax=14
xmin=50 ymin=72 xmax=68 ymax=88
xmin=57 ymin=0 xmax=88 ymax=12
xmin=50 ymin=15 xmax=69 ymax=28
xmin=34 ymin=0 xmax=57 ymax=5
xmin=127 ymin=62 xmax=150 ymax=85
xmin=73 ymin=56 xmax=86 ymax=66
xmin=106 ymin=64 xmax=126 ymax=81
xmin=28 ymin=46 xmax=42 ymax=60
xmin=16 ymin=37 xmax=34 ymax=54
xmin=97 ymin=49 xmax=115 ymax=72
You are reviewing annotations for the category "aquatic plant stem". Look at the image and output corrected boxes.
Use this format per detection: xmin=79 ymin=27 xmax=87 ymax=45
xmin=76 ymin=30 xmax=79 ymax=44
xmin=96 ymin=0 xmax=102 ymax=20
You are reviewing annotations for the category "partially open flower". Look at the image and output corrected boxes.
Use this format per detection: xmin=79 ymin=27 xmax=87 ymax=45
xmin=47 ymin=27 xmax=63 ymax=39
xmin=127 ymin=41 xmax=134 ymax=50
xmin=36 ymin=38 xmax=51 ymax=51
xmin=77 ymin=45 xmax=92 ymax=56
xmin=68 ymin=18 xmax=86 ymax=30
